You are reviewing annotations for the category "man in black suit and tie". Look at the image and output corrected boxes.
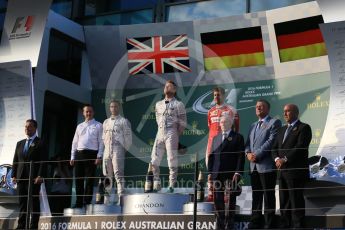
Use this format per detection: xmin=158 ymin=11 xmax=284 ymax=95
xmin=246 ymin=99 xmax=281 ymax=229
xmin=11 ymin=119 xmax=46 ymax=229
xmin=272 ymin=104 xmax=312 ymax=229
xmin=208 ymin=114 xmax=245 ymax=230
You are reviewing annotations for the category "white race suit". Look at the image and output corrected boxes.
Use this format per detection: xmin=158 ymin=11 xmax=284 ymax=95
xmin=102 ymin=115 xmax=132 ymax=196
xmin=150 ymin=98 xmax=187 ymax=188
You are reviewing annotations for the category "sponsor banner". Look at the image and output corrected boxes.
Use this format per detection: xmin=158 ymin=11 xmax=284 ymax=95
xmin=93 ymin=72 xmax=330 ymax=189
xmin=310 ymin=21 xmax=345 ymax=184
xmin=0 ymin=0 xmax=52 ymax=67
xmin=39 ymin=215 xmax=251 ymax=230
xmin=121 ymin=193 xmax=189 ymax=215
xmin=0 ymin=60 xmax=32 ymax=164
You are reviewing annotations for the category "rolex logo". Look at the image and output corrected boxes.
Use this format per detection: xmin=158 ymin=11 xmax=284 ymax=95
xmin=192 ymin=121 xmax=198 ymax=129
xmin=315 ymin=129 xmax=321 ymax=138
xmin=148 ymin=139 xmax=154 ymax=146
xmin=140 ymin=139 xmax=154 ymax=153
xmin=307 ymin=94 xmax=329 ymax=109
xmin=183 ymin=121 xmax=206 ymax=136
xmin=310 ymin=128 xmax=322 ymax=144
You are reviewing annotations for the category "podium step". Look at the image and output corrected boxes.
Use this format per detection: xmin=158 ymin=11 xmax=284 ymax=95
xmin=183 ymin=202 xmax=214 ymax=214
xmin=63 ymin=208 xmax=86 ymax=216
xmin=122 ymin=193 xmax=189 ymax=214
xmin=86 ymin=204 xmax=121 ymax=215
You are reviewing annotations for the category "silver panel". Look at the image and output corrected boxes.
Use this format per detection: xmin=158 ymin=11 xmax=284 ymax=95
xmin=122 ymin=193 xmax=189 ymax=214
xmin=85 ymin=204 xmax=121 ymax=215
xmin=183 ymin=202 xmax=214 ymax=214
xmin=63 ymin=208 xmax=86 ymax=216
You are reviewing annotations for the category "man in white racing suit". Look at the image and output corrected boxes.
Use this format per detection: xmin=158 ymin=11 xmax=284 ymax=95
xmin=150 ymin=80 xmax=187 ymax=192
xmin=103 ymin=100 xmax=132 ymax=199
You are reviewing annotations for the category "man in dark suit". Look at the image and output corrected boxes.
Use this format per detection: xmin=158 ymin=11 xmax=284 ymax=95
xmin=11 ymin=119 xmax=46 ymax=229
xmin=272 ymin=104 xmax=312 ymax=229
xmin=208 ymin=114 xmax=245 ymax=230
xmin=245 ymin=99 xmax=281 ymax=229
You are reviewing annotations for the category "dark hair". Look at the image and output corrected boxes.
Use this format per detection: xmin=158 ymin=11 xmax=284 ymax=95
xmin=83 ymin=104 xmax=93 ymax=110
xmin=166 ymin=80 xmax=177 ymax=87
xmin=257 ymin=99 xmax=270 ymax=110
xmin=165 ymin=80 xmax=177 ymax=96
xmin=213 ymin=87 xmax=225 ymax=95
xmin=26 ymin=119 xmax=37 ymax=128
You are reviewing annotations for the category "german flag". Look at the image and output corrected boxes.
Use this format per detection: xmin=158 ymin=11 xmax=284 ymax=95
xmin=274 ymin=15 xmax=327 ymax=62
xmin=201 ymin=27 xmax=265 ymax=71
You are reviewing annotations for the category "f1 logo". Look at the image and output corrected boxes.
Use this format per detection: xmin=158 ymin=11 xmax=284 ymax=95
xmin=11 ymin=16 xmax=34 ymax=34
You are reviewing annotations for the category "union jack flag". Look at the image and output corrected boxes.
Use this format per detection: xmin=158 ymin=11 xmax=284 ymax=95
xmin=127 ymin=35 xmax=191 ymax=75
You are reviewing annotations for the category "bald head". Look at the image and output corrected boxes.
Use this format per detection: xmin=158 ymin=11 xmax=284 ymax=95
xmin=283 ymin=104 xmax=299 ymax=124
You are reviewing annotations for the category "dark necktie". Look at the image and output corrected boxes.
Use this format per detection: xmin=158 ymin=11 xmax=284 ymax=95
xmin=254 ymin=120 xmax=263 ymax=139
xmin=283 ymin=125 xmax=293 ymax=143
xmin=257 ymin=120 xmax=263 ymax=129
xmin=23 ymin=139 xmax=32 ymax=156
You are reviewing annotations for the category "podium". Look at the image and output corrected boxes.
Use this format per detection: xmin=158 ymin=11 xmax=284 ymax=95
xmin=64 ymin=208 xmax=86 ymax=216
xmin=86 ymin=204 xmax=121 ymax=215
xmin=183 ymin=202 xmax=214 ymax=214
xmin=122 ymin=193 xmax=189 ymax=214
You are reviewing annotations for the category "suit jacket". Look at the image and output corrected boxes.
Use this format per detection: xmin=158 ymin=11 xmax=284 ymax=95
xmin=245 ymin=116 xmax=282 ymax=173
xmin=208 ymin=131 xmax=245 ymax=180
xmin=11 ymin=137 xmax=46 ymax=181
xmin=271 ymin=120 xmax=312 ymax=179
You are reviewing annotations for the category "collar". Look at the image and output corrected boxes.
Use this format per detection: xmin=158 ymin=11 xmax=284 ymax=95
xmin=222 ymin=129 xmax=231 ymax=136
xmin=258 ymin=115 xmax=269 ymax=123
xmin=84 ymin=118 xmax=95 ymax=124
xmin=164 ymin=97 xmax=175 ymax=102
xmin=110 ymin=115 xmax=120 ymax=120
xmin=215 ymin=103 xmax=226 ymax=109
xmin=288 ymin=119 xmax=299 ymax=127
xmin=26 ymin=133 xmax=37 ymax=141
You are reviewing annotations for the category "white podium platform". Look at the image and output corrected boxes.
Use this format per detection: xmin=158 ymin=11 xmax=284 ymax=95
xmin=183 ymin=202 xmax=214 ymax=214
xmin=122 ymin=193 xmax=189 ymax=215
xmin=64 ymin=208 xmax=86 ymax=216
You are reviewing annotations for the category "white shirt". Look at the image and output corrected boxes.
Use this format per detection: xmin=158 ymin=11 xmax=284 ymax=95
xmin=26 ymin=133 xmax=37 ymax=142
xmin=222 ymin=130 xmax=230 ymax=141
xmin=71 ymin=119 xmax=104 ymax=160
xmin=258 ymin=115 xmax=269 ymax=124
xmin=24 ymin=134 xmax=37 ymax=150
